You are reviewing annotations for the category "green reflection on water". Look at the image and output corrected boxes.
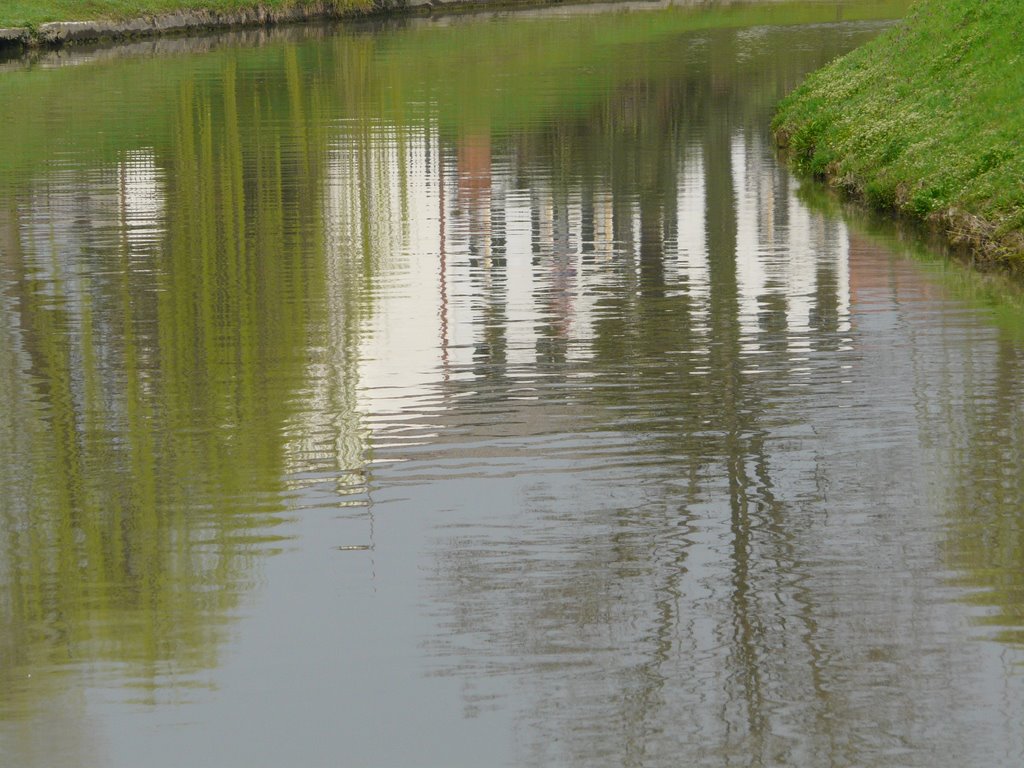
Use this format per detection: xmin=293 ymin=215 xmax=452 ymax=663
xmin=798 ymin=186 xmax=1024 ymax=647
xmin=6 ymin=4 xmax=1024 ymax=759
xmin=0 ymin=38 xmax=376 ymax=717
xmin=0 ymin=0 xmax=914 ymax=179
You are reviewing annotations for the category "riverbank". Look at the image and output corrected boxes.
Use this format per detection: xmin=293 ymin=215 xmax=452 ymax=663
xmin=773 ymin=0 xmax=1024 ymax=273
xmin=0 ymin=1 xmax=400 ymax=48
xmin=0 ymin=0 xmax=673 ymax=49
xmin=0 ymin=0 xmax=739 ymax=49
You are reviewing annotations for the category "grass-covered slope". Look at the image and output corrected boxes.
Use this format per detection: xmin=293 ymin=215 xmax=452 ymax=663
xmin=773 ymin=0 xmax=1024 ymax=269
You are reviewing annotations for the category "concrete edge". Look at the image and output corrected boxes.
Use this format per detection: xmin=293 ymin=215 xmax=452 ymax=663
xmin=0 ymin=27 xmax=30 ymax=47
xmin=0 ymin=1 xmax=432 ymax=51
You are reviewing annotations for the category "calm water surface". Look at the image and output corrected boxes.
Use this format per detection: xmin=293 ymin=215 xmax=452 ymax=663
xmin=3 ymin=2 xmax=1024 ymax=765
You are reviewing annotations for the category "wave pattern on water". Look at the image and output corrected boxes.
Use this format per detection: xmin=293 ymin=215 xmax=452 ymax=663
xmin=1 ymin=5 xmax=1023 ymax=766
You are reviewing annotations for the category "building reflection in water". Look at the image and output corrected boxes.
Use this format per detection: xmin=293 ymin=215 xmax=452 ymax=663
xmin=338 ymin=38 xmax=1023 ymax=764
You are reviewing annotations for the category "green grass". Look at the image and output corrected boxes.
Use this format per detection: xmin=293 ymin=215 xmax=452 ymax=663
xmin=0 ymin=0 xmax=365 ymax=28
xmin=773 ymin=0 xmax=1024 ymax=269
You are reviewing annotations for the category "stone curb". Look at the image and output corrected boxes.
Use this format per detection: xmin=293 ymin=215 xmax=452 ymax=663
xmin=0 ymin=27 xmax=29 ymax=47
xmin=1 ymin=1 xmax=431 ymax=50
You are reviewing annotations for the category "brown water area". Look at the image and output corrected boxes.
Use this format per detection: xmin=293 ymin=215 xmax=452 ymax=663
xmin=2 ymin=2 xmax=1024 ymax=766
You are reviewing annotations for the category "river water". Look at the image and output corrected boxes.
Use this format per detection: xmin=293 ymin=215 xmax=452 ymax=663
xmin=2 ymin=2 xmax=1024 ymax=766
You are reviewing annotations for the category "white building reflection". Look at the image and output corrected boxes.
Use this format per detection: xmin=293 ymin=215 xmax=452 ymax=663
xmin=332 ymin=125 xmax=855 ymax=388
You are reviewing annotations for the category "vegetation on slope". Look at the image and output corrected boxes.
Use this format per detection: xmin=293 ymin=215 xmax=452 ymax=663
xmin=773 ymin=0 xmax=1024 ymax=269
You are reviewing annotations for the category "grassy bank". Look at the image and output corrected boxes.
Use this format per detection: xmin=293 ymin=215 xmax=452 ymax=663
xmin=773 ymin=0 xmax=1024 ymax=270
xmin=0 ymin=0 xmax=366 ymax=28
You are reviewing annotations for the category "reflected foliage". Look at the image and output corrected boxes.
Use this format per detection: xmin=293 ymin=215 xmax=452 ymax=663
xmin=0 ymin=38 xmax=369 ymax=715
